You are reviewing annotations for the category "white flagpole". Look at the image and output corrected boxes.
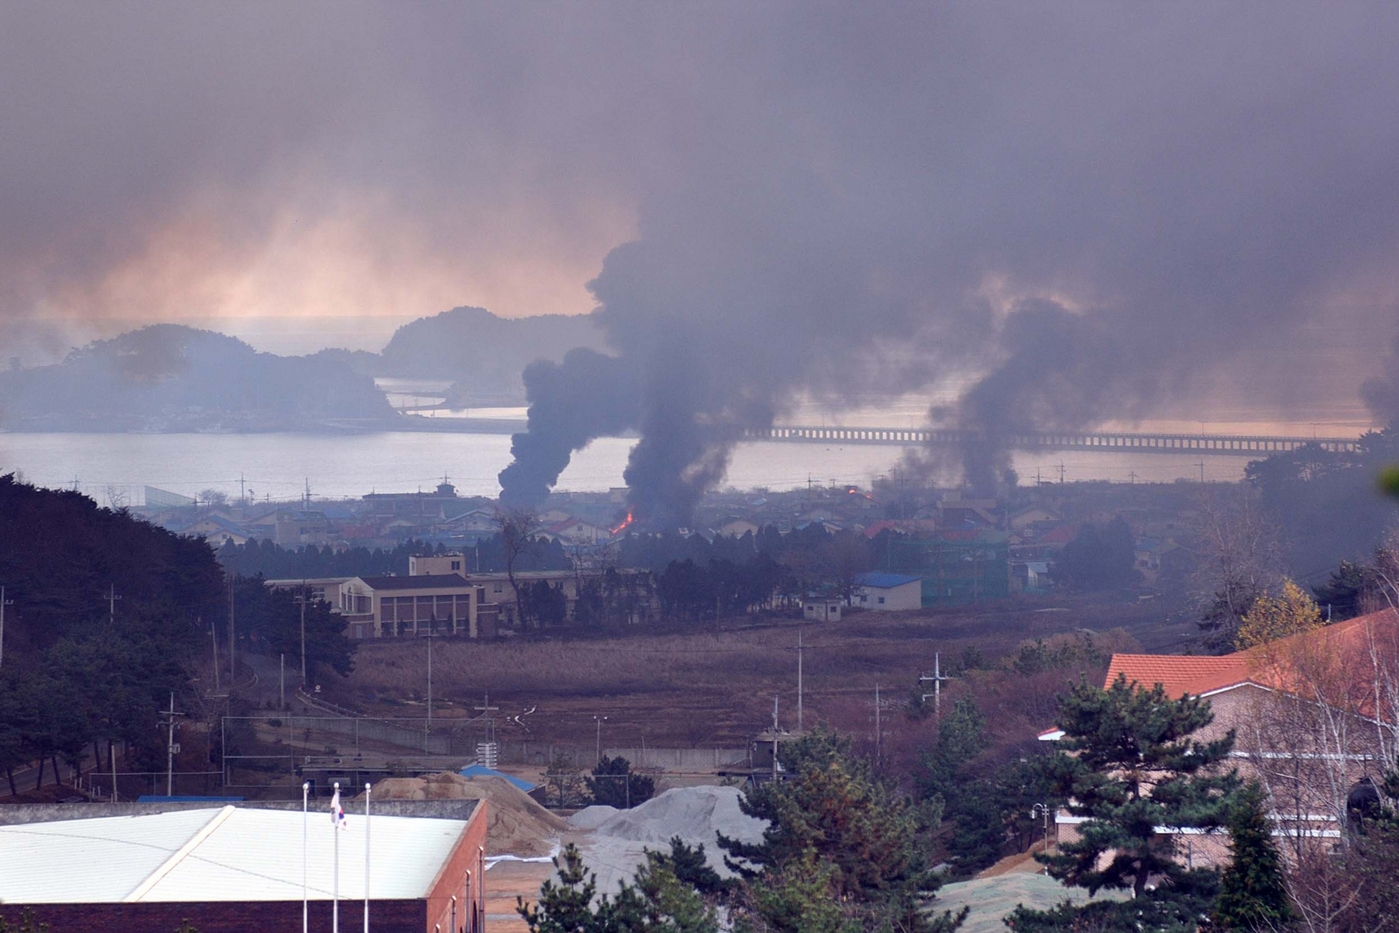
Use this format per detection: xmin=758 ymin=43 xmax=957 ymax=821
xmin=364 ymin=782 xmax=371 ymax=933
xmin=302 ymin=781 xmax=309 ymax=933
xmin=333 ymin=780 xmax=341 ymax=933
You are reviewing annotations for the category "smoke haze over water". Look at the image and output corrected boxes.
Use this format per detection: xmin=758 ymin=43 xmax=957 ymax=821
xmin=3 ymin=4 xmax=1399 ymax=516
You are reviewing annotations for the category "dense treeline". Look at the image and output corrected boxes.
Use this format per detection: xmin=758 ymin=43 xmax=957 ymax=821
xmin=0 ymin=475 xmax=361 ymax=798
xmin=0 ymin=474 xmax=224 ymax=657
xmin=1247 ymin=425 xmax=1399 ymax=576
xmin=626 ymin=524 xmax=876 ymax=621
xmin=214 ymin=535 xmax=572 ymax=579
xmin=0 ymin=475 xmax=226 ymax=794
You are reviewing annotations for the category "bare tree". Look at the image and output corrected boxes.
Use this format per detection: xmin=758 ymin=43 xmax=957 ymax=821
xmin=495 ymin=506 xmax=539 ymax=629
xmin=819 ymin=530 xmax=872 ymax=606
xmin=1193 ymin=486 xmax=1286 ymax=650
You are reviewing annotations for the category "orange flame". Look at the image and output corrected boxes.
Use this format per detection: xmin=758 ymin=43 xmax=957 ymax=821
xmin=610 ymin=511 xmax=635 ymax=535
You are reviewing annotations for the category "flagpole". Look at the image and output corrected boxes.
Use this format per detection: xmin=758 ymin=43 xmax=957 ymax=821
xmin=364 ymin=782 xmax=371 ymax=933
xmin=333 ymin=780 xmax=340 ymax=933
xmin=302 ymin=781 xmax=309 ymax=933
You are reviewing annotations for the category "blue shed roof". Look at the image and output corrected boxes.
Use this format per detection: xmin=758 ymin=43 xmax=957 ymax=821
xmin=855 ymin=572 xmax=922 ymax=589
xmin=458 ymin=764 xmax=537 ymax=792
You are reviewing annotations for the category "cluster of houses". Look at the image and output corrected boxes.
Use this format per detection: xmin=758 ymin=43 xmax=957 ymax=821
xmin=146 ymin=481 xmax=623 ymax=553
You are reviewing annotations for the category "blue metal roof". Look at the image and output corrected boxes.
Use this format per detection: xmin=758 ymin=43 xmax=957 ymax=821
xmin=458 ymin=765 xmax=537 ymax=792
xmin=855 ymin=572 xmax=922 ymax=589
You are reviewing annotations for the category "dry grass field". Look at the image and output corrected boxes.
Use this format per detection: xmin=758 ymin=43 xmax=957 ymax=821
xmin=332 ymin=594 xmax=1194 ymax=753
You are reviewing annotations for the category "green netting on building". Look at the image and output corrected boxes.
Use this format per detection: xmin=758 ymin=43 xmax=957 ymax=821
xmin=878 ymin=534 xmax=1010 ymax=605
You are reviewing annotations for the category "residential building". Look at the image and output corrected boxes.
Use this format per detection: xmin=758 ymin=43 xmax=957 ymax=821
xmin=1040 ymin=609 xmax=1399 ymax=867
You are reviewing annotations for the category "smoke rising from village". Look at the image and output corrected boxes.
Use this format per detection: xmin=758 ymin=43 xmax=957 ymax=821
xmin=4 ymin=4 xmax=1399 ymax=519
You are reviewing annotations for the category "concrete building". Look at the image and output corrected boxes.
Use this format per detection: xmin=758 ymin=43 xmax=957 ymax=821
xmin=266 ymin=574 xmax=497 ymax=640
xmin=0 ymin=802 xmax=488 ymax=933
xmin=347 ymin=574 xmax=496 ymax=640
xmin=853 ymin=572 xmax=922 ymax=611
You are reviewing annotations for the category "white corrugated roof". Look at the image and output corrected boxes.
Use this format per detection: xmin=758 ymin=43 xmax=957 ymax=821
xmin=0 ymin=806 xmax=473 ymax=904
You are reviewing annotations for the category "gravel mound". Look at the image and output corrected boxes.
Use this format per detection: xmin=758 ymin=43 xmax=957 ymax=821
xmin=568 ymin=804 xmax=620 ymax=832
xmin=370 ymin=771 xmax=567 ymax=857
xmin=592 ymin=785 xmax=766 ymax=849
xmin=569 ymin=785 xmax=767 ymax=894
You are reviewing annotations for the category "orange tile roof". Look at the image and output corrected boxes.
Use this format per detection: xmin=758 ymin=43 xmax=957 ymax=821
xmin=1105 ymin=608 xmax=1399 ymax=704
xmin=1105 ymin=653 xmax=1253 ymax=698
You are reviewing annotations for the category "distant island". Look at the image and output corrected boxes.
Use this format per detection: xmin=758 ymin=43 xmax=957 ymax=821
xmin=380 ymin=305 xmax=606 ymax=406
xmin=0 ymin=307 xmax=609 ymax=433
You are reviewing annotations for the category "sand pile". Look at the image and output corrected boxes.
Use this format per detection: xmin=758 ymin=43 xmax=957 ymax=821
xmin=568 ymin=785 xmax=767 ymax=893
xmin=371 ymin=772 xmax=567 ymax=857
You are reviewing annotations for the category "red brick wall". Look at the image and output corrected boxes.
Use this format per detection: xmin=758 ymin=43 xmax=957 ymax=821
xmin=9 ymin=898 xmax=425 ymax=933
xmin=424 ymin=800 xmax=490 ymax=933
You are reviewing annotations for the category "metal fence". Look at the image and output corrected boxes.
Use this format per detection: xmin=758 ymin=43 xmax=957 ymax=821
xmin=83 ymin=771 xmax=223 ymax=800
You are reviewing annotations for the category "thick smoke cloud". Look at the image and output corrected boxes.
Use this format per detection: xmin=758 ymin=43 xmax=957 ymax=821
xmin=3 ymin=4 xmax=1399 ymax=519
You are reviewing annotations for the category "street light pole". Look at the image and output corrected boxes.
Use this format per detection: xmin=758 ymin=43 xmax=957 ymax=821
xmin=1031 ymin=803 xmax=1053 ymax=856
xmin=594 ymin=715 xmax=608 ymax=765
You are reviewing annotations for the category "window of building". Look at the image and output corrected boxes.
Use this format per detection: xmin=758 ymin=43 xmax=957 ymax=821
xmin=451 ymin=560 xmax=461 ymax=571
xmin=878 ymin=596 xmax=885 ymax=604
xmin=493 ymin=582 xmax=503 ymax=593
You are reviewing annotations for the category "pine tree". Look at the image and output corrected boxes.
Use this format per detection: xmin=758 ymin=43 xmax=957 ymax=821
xmin=1214 ymin=783 xmax=1291 ymax=931
xmin=720 ymin=725 xmax=965 ymax=933
xmin=1040 ymin=674 xmax=1240 ymax=899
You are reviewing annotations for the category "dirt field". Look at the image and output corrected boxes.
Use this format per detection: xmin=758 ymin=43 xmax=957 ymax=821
xmin=331 ymin=594 xmax=1196 ymax=750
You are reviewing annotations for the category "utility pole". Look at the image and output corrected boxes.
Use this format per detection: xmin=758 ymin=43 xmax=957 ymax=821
xmin=771 ymin=694 xmax=780 ymax=781
xmin=0 ymin=586 xmax=11 ymax=671
xmin=1057 ymin=462 xmax=1066 ymax=485
xmin=228 ymin=577 xmax=236 ymax=685
xmin=1198 ymin=459 xmax=1206 ymax=484
xmin=593 ymin=714 xmax=608 ymax=765
xmin=160 ymin=693 xmax=185 ymax=796
xmin=280 ymin=653 xmax=285 ymax=709
xmin=208 ymin=617 xmax=220 ymax=694
xmin=796 ymin=630 xmax=805 ymax=733
xmin=426 ymin=630 xmax=434 ymax=726
xmin=474 ymin=693 xmax=499 ymax=744
xmin=874 ymin=684 xmax=882 ymax=770
xmin=789 ymin=632 xmax=811 ymax=732
xmin=920 ymin=652 xmax=955 ymax=719
xmin=1128 ymin=470 xmax=1137 ymax=485
xmin=238 ymin=473 xmax=245 ymax=504
xmin=300 ymin=578 xmax=308 ymax=687
xmin=106 ymin=584 xmax=121 ymax=622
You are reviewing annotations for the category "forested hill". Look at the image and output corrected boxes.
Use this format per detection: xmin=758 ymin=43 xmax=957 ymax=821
xmin=0 ymin=324 xmax=397 ymax=431
xmin=0 ymin=474 xmax=225 ymax=660
xmin=378 ymin=305 xmax=607 ymax=404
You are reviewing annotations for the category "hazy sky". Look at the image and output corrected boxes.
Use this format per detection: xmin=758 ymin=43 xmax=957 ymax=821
xmin=3 ymin=1 xmax=1398 ymax=425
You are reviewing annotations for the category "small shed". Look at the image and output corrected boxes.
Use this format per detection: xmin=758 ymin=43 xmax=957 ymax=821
xmin=802 ymin=598 xmax=842 ymax=622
